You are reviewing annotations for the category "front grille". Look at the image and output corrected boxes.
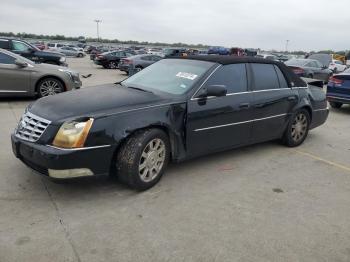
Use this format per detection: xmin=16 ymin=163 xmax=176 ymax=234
xmin=15 ymin=112 xmax=51 ymax=142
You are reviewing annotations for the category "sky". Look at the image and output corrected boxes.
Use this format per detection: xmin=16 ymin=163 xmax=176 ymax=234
xmin=0 ymin=0 xmax=349 ymax=51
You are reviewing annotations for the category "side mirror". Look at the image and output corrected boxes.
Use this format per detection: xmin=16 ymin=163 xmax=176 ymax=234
xmin=14 ymin=59 xmax=28 ymax=68
xmin=197 ymin=85 xmax=227 ymax=98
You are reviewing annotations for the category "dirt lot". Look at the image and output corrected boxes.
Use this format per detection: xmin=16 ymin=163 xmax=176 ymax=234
xmin=1 ymin=56 xmax=350 ymax=262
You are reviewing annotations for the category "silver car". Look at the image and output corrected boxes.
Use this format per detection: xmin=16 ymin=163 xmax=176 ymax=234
xmin=57 ymin=47 xmax=85 ymax=57
xmin=0 ymin=48 xmax=81 ymax=97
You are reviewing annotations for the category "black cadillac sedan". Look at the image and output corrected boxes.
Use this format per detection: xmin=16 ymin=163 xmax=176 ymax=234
xmin=11 ymin=56 xmax=329 ymax=190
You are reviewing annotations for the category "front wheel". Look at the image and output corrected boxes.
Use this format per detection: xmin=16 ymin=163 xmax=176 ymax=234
xmin=330 ymin=102 xmax=342 ymax=109
xmin=283 ymin=109 xmax=310 ymax=147
xmin=115 ymin=129 xmax=170 ymax=191
xmin=37 ymin=78 xmax=64 ymax=97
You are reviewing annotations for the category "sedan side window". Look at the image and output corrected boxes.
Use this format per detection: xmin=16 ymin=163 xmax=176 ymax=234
xmin=0 ymin=52 xmax=16 ymax=64
xmin=251 ymin=63 xmax=280 ymax=90
xmin=12 ymin=41 xmax=31 ymax=52
xmin=274 ymin=65 xmax=289 ymax=89
xmin=204 ymin=64 xmax=247 ymax=93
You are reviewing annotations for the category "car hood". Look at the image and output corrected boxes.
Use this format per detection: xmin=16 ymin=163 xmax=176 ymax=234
xmin=28 ymin=84 xmax=173 ymax=124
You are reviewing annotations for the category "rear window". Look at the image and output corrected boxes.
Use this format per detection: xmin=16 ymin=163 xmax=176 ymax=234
xmin=0 ymin=39 xmax=10 ymax=49
xmin=251 ymin=63 xmax=280 ymax=90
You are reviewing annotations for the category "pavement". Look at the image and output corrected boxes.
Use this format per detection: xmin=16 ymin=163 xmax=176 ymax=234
xmin=1 ymin=57 xmax=350 ymax=262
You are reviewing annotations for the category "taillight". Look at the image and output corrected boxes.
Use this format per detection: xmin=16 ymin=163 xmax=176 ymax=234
xmin=97 ymin=55 xmax=104 ymax=59
xmin=329 ymin=76 xmax=344 ymax=87
xmin=292 ymin=67 xmax=304 ymax=75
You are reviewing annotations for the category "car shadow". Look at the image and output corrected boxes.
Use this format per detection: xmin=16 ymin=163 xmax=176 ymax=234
xmin=42 ymin=140 xmax=282 ymax=200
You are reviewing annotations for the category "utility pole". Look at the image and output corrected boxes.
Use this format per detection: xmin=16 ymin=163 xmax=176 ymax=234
xmin=94 ymin=19 xmax=102 ymax=42
xmin=285 ymin=40 xmax=290 ymax=52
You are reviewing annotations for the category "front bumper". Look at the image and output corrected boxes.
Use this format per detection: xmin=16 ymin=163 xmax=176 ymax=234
xmin=11 ymin=134 xmax=115 ymax=179
xmin=327 ymin=95 xmax=350 ymax=104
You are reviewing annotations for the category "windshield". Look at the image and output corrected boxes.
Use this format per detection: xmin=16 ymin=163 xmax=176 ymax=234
xmin=121 ymin=59 xmax=215 ymax=95
xmin=285 ymin=59 xmax=307 ymax=66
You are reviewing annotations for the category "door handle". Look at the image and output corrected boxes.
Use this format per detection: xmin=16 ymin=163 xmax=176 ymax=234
xmin=287 ymin=96 xmax=297 ymax=101
xmin=239 ymin=103 xmax=250 ymax=109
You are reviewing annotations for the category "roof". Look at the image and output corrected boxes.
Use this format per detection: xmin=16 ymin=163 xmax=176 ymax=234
xmin=178 ymin=55 xmax=283 ymax=65
xmin=175 ymin=55 xmax=307 ymax=87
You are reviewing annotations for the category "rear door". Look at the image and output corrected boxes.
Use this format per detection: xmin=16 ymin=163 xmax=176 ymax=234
xmin=249 ymin=63 xmax=298 ymax=142
xmin=186 ymin=63 xmax=254 ymax=156
xmin=0 ymin=52 xmax=31 ymax=95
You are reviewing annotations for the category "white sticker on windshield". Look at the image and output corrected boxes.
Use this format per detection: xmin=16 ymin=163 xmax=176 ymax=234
xmin=176 ymin=72 xmax=198 ymax=80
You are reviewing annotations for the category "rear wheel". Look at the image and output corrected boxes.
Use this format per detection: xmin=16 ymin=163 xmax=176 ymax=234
xmin=135 ymin=66 xmax=143 ymax=72
xmin=330 ymin=102 xmax=343 ymax=109
xmin=115 ymin=129 xmax=170 ymax=191
xmin=77 ymin=53 xmax=83 ymax=58
xmin=108 ymin=61 xmax=118 ymax=69
xmin=37 ymin=78 xmax=64 ymax=97
xmin=283 ymin=109 xmax=310 ymax=147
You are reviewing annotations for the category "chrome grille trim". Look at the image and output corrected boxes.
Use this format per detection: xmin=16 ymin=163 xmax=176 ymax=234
xmin=15 ymin=112 xmax=51 ymax=142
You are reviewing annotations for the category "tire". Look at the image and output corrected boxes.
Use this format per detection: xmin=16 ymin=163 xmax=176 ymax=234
xmin=78 ymin=53 xmax=83 ymax=58
xmin=108 ymin=61 xmax=117 ymax=69
xmin=307 ymin=74 xmax=313 ymax=79
xmin=330 ymin=102 xmax=342 ymax=109
xmin=115 ymin=128 xmax=170 ymax=191
xmin=37 ymin=78 xmax=64 ymax=98
xmin=135 ymin=66 xmax=143 ymax=72
xmin=283 ymin=109 xmax=310 ymax=147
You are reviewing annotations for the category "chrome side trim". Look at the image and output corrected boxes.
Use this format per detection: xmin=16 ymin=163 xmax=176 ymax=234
xmin=194 ymin=113 xmax=288 ymax=132
xmin=313 ymin=107 xmax=329 ymax=112
xmin=116 ymin=102 xmax=177 ymax=115
xmin=47 ymin=144 xmax=111 ymax=151
xmin=191 ymin=87 xmax=307 ymax=101
xmin=0 ymin=90 xmax=28 ymax=93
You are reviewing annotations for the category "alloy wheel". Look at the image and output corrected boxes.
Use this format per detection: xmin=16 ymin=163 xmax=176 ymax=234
xmin=138 ymin=138 xmax=166 ymax=182
xmin=291 ymin=113 xmax=308 ymax=143
xmin=109 ymin=62 xmax=117 ymax=69
xmin=39 ymin=80 xmax=62 ymax=96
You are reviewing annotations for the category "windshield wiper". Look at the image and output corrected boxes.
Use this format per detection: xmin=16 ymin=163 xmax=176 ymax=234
xmin=125 ymin=85 xmax=154 ymax=94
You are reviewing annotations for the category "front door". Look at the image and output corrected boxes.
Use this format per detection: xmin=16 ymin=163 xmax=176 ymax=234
xmin=186 ymin=63 xmax=254 ymax=156
xmin=0 ymin=51 xmax=31 ymax=95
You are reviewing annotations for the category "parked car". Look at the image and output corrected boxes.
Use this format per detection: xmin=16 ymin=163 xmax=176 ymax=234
xmin=308 ymin=54 xmax=346 ymax=73
xmin=326 ymin=68 xmax=350 ymax=108
xmin=329 ymin=59 xmax=347 ymax=73
xmin=47 ymin=43 xmax=66 ymax=51
xmin=207 ymin=46 xmax=230 ymax=55
xmin=94 ymin=50 xmax=135 ymax=69
xmin=0 ymin=48 xmax=81 ymax=97
xmin=11 ymin=56 xmax=328 ymax=190
xmin=285 ymin=59 xmax=332 ymax=82
xmin=118 ymin=54 xmax=162 ymax=74
xmin=163 ymin=48 xmax=187 ymax=57
xmin=31 ymin=42 xmax=45 ymax=50
xmin=0 ymin=38 xmax=67 ymax=66
xmin=57 ymin=47 xmax=85 ymax=57
xmin=89 ymin=47 xmax=111 ymax=60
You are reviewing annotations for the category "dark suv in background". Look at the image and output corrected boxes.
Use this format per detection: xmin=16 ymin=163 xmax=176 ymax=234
xmin=0 ymin=38 xmax=67 ymax=66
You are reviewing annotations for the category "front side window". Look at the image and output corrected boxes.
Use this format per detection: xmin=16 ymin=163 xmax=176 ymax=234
xmin=251 ymin=63 xmax=280 ymax=90
xmin=204 ymin=64 xmax=247 ymax=93
xmin=122 ymin=59 xmax=215 ymax=95
xmin=0 ymin=52 xmax=16 ymax=64
xmin=12 ymin=41 xmax=31 ymax=52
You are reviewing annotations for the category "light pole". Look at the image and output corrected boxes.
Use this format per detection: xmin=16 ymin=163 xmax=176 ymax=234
xmin=285 ymin=40 xmax=290 ymax=52
xmin=94 ymin=19 xmax=102 ymax=42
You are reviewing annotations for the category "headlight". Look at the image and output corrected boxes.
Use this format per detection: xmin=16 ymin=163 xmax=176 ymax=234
xmin=52 ymin=118 xmax=93 ymax=148
xmin=59 ymin=56 xmax=66 ymax=62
